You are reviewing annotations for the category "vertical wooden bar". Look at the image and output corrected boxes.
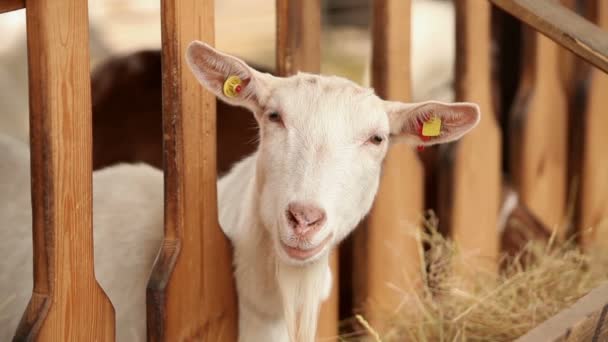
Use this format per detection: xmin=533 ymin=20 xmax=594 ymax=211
xmin=276 ymin=1 xmax=340 ymax=339
xmin=146 ymin=0 xmax=238 ymax=341
xmin=579 ymin=0 xmax=608 ymax=248
xmin=276 ymin=0 xmax=321 ymax=75
xmin=563 ymin=0 xmax=591 ymax=241
xmin=557 ymin=0 xmax=580 ymax=99
xmin=438 ymin=0 xmax=500 ymax=274
xmin=354 ymin=0 xmax=423 ymax=331
xmin=15 ymin=0 xmax=115 ymax=340
xmin=509 ymin=15 xmax=568 ymax=236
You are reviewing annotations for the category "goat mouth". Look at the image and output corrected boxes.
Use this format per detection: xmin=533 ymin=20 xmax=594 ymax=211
xmin=280 ymin=234 xmax=333 ymax=261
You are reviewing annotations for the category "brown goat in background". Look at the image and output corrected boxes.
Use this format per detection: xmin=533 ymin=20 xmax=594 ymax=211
xmin=91 ymin=50 xmax=260 ymax=174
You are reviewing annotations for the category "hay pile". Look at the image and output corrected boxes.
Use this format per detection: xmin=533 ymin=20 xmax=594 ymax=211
xmin=349 ymin=217 xmax=608 ymax=342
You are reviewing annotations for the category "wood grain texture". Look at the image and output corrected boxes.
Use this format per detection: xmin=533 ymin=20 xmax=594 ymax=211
xmin=14 ymin=0 xmax=115 ymax=340
xmin=0 ymin=0 xmax=23 ymax=13
xmin=579 ymin=0 xmax=608 ymax=248
xmin=516 ymin=283 xmax=608 ymax=342
xmin=561 ymin=0 xmax=590 ymax=242
xmin=437 ymin=0 xmax=500 ymax=276
xmin=146 ymin=0 xmax=238 ymax=341
xmin=276 ymin=0 xmax=321 ymax=75
xmin=510 ymin=24 xmax=568 ymax=236
xmin=490 ymin=0 xmax=608 ymax=73
xmin=557 ymin=0 xmax=580 ymax=98
xmin=353 ymin=0 xmax=423 ymax=331
xmin=275 ymin=1 xmax=339 ymax=339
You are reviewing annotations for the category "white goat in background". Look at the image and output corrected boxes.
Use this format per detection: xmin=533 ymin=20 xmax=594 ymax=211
xmin=0 ymin=135 xmax=163 ymax=342
xmin=186 ymin=42 xmax=480 ymax=341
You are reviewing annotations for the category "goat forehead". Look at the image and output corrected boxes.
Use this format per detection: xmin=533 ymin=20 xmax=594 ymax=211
xmin=271 ymin=75 xmax=387 ymax=136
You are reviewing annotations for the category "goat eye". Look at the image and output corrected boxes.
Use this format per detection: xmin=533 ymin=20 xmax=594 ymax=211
xmin=369 ymin=135 xmax=384 ymax=145
xmin=268 ymin=112 xmax=281 ymax=123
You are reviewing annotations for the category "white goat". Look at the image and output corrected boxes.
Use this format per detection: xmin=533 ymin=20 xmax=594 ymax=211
xmin=0 ymin=41 xmax=479 ymax=342
xmin=186 ymin=42 xmax=480 ymax=342
xmin=0 ymin=135 xmax=163 ymax=342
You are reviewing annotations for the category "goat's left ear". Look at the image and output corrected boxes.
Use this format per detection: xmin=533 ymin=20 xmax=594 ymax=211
xmin=185 ymin=40 xmax=274 ymax=112
xmin=386 ymin=100 xmax=481 ymax=146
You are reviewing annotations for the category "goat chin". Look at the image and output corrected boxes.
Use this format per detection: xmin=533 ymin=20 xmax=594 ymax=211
xmin=276 ymin=255 xmax=328 ymax=342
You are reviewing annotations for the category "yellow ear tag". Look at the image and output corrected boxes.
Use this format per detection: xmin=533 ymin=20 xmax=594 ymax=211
xmin=223 ymin=75 xmax=243 ymax=98
xmin=422 ymin=117 xmax=442 ymax=137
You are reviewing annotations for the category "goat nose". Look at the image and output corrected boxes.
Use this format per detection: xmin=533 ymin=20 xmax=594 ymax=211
xmin=286 ymin=202 xmax=326 ymax=236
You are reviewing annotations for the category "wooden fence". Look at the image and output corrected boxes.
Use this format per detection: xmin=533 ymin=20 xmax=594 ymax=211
xmin=1 ymin=0 xmax=607 ymax=340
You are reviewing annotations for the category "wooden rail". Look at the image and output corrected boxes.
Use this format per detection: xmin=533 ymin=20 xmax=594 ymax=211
xmin=0 ymin=0 xmax=24 ymax=14
xmin=490 ymin=0 xmax=608 ymax=74
xmin=275 ymin=1 xmax=340 ymax=339
xmin=146 ymin=0 xmax=238 ymax=340
xmin=516 ymin=283 xmax=608 ymax=342
xmin=15 ymin=0 xmax=115 ymax=340
xmin=353 ymin=0 xmax=423 ymax=332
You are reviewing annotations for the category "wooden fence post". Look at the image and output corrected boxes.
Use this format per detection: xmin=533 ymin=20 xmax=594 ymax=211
xmin=14 ymin=0 xmax=115 ymax=340
xmin=509 ymin=16 xmax=568 ymax=236
xmin=579 ymin=0 xmax=608 ymax=248
xmin=276 ymin=0 xmax=321 ymax=75
xmin=146 ymin=0 xmax=238 ymax=340
xmin=437 ymin=0 xmax=500 ymax=275
xmin=353 ymin=0 xmax=423 ymax=331
xmin=275 ymin=1 xmax=340 ymax=339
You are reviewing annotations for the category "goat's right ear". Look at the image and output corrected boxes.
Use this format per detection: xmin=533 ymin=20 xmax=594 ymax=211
xmin=185 ymin=41 xmax=273 ymax=112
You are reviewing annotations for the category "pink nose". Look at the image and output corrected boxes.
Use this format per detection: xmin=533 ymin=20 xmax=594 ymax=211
xmin=286 ymin=202 xmax=326 ymax=238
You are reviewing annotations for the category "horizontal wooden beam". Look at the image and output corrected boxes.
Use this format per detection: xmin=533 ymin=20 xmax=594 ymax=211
xmin=516 ymin=283 xmax=608 ymax=341
xmin=490 ymin=0 xmax=608 ymax=73
xmin=0 ymin=0 xmax=24 ymax=13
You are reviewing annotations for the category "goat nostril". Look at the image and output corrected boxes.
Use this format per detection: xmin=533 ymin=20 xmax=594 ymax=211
xmin=307 ymin=212 xmax=326 ymax=227
xmin=286 ymin=209 xmax=298 ymax=227
xmin=286 ymin=202 xmax=326 ymax=233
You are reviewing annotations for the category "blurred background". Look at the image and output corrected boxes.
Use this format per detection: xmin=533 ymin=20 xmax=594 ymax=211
xmin=0 ymin=0 xmax=455 ymax=146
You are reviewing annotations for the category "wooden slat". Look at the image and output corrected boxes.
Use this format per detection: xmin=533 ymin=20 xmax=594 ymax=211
xmin=146 ymin=0 xmax=238 ymax=341
xmin=276 ymin=0 xmax=321 ymax=75
xmin=516 ymin=283 xmax=608 ymax=342
xmin=560 ymin=0 xmax=589 ymax=239
xmin=0 ymin=0 xmax=23 ymax=14
xmin=437 ymin=0 xmax=500 ymax=276
xmin=490 ymin=0 xmax=608 ymax=74
xmin=353 ymin=0 xmax=423 ymax=331
xmin=509 ymin=21 xmax=568 ymax=235
xmin=557 ymin=0 xmax=580 ymax=98
xmin=14 ymin=0 xmax=115 ymax=340
xmin=275 ymin=1 xmax=340 ymax=339
xmin=579 ymin=0 xmax=608 ymax=248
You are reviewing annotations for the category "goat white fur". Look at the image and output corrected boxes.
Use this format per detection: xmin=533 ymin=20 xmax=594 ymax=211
xmin=0 ymin=135 xmax=164 ymax=342
xmin=187 ymin=42 xmax=481 ymax=341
